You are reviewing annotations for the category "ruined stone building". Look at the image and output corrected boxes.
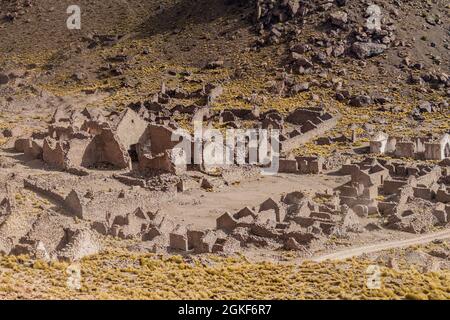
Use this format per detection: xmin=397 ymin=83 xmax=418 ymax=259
xmin=334 ymin=157 xmax=450 ymax=232
xmin=16 ymin=107 xmax=191 ymax=175
xmin=16 ymin=102 xmax=341 ymax=178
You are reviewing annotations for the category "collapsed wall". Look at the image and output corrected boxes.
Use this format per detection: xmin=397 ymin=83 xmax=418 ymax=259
xmin=282 ymin=108 xmax=340 ymax=153
xmin=137 ymin=124 xmax=190 ymax=174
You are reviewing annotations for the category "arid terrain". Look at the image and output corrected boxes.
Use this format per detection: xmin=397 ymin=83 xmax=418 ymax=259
xmin=0 ymin=0 xmax=449 ymax=299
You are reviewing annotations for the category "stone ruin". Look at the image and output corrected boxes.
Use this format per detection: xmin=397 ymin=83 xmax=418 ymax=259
xmin=0 ymin=181 xmax=101 ymax=262
xmin=5 ymin=127 xmax=450 ymax=260
xmin=370 ymin=132 xmax=450 ymax=161
xmin=171 ymin=156 xmax=450 ymax=255
xmin=129 ymin=89 xmax=339 ymax=155
xmin=11 ymin=79 xmax=338 ymax=182
xmin=3 ymin=95 xmax=342 ymax=260
xmin=169 ymin=190 xmax=363 ymax=255
xmin=14 ymin=106 xmax=192 ymax=175
xmin=14 ymin=97 xmax=339 ymax=180
xmin=337 ymin=157 xmax=450 ymax=233
xmin=0 ymin=171 xmax=192 ymax=259
xmin=281 ymin=107 xmax=340 ymax=152
xmin=184 ymin=155 xmax=449 ymax=255
xmin=279 ymin=156 xmax=324 ymax=174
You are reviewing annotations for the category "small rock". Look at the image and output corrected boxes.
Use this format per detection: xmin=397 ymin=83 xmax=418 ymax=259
xmin=206 ymin=60 xmax=224 ymax=69
xmin=291 ymin=82 xmax=309 ymax=94
xmin=329 ymin=11 xmax=348 ymax=27
xmin=0 ymin=73 xmax=9 ymax=85
xmin=349 ymin=94 xmax=372 ymax=107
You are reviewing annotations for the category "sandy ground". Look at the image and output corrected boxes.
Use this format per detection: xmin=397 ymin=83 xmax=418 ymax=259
xmin=162 ymin=173 xmax=346 ymax=228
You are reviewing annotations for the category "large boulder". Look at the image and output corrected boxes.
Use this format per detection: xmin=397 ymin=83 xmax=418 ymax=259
xmin=352 ymin=42 xmax=387 ymax=59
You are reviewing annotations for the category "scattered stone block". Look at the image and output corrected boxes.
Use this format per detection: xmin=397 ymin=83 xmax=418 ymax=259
xmin=216 ymin=212 xmax=238 ymax=232
xmin=259 ymin=198 xmax=286 ymax=222
xmin=169 ymin=225 xmax=188 ymax=251
xmin=251 ymin=222 xmax=279 ymax=239
xmin=58 ymin=229 xmax=101 ymax=261
xmin=234 ymin=206 xmax=256 ymax=220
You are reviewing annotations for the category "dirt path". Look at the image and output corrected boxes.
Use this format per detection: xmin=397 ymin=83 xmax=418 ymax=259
xmin=312 ymin=229 xmax=450 ymax=262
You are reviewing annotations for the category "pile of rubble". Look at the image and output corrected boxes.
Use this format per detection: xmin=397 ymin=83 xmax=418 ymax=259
xmin=338 ymin=157 xmax=450 ymax=233
xmin=169 ymin=190 xmax=370 ymax=255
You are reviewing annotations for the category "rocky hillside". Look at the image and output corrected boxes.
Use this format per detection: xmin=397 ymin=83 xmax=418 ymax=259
xmin=0 ymin=0 xmax=448 ymax=149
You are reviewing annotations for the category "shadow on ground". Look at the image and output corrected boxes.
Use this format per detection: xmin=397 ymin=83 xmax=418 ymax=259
xmin=134 ymin=0 xmax=252 ymax=38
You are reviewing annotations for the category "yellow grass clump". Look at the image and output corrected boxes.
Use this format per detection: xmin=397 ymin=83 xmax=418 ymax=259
xmin=0 ymin=252 xmax=448 ymax=300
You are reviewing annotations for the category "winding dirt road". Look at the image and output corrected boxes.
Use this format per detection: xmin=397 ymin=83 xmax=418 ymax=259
xmin=312 ymin=229 xmax=450 ymax=262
